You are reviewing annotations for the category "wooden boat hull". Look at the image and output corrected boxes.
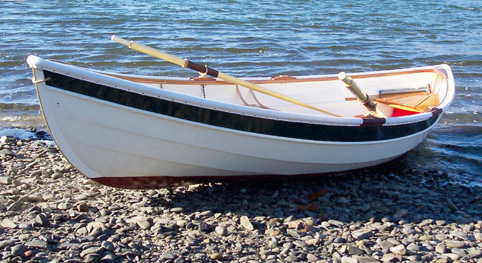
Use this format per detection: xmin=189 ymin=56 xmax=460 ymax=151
xmin=27 ymin=56 xmax=455 ymax=188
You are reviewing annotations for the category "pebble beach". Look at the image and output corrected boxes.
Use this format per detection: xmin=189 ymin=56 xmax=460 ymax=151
xmin=0 ymin=135 xmax=481 ymax=263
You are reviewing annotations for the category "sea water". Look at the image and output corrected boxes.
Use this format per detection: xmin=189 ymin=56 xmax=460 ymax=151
xmin=1 ymin=0 xmax=480 ymax=185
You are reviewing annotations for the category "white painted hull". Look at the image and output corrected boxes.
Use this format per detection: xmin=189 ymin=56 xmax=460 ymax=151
xmin=27 ymin=56 xmax=454 ymax=188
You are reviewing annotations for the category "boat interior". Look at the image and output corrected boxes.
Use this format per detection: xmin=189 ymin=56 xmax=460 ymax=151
xmin=107 ymin=69 xmax=448 ymax=118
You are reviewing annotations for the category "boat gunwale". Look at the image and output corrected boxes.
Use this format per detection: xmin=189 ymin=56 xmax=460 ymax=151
xmin=102 ymin=68 xmax=447 ymax=86
xmin=27 ymin=56 xmax=452 ymax=127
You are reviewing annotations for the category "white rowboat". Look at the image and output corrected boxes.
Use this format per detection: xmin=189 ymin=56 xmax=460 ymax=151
xmin=27 ymin=50 xmax=454 ymax=188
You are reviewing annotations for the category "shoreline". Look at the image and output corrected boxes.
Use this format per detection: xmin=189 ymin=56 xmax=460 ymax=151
xmin=0 ymin=138 xmax=481 ymax=262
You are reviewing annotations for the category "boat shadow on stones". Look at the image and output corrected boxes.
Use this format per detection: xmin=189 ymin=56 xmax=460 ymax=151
xmin=154 ymin=156 xmax=480 ymax=228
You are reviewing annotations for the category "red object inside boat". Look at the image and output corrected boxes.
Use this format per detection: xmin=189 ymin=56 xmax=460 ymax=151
xmin=391 ymin=107 xmax=420 ymax=117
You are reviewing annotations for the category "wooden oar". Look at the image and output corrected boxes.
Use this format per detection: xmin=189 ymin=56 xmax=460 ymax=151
xmin=111 ymin=35 xmax=342 ymax=117
xmin=338 ymin=72 xmax=385 ymax=118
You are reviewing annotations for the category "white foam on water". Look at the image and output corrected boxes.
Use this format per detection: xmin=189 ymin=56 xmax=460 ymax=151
xmin=0 ymin=128 xmax=55 ymax=147
xmin=0 ymin=128 xmax=36 ymax=140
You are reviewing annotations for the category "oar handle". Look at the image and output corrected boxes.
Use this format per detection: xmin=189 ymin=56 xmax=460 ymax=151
xmin=338 ymin=72 xmax=377 ymax=112
xmin=112 ymin=35 xmax=186 ymax=67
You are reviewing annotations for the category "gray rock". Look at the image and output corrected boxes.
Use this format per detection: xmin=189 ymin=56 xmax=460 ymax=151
xmin=359 ymin=244 xmax=372 ymax=255
xmin=198 ymin=221 xmax=212 ymax=232
xmin=445 ymin=240 xmax=464 ymax=248
xmin=170 ymin=207 xmax=184 ymax=213
xmin=341 ymin=256 xmax=359 ymax=263
xmin=215 ymin=226 xmax=227 ymax=236
xmin=406 ymin=243 xmax=419 ymax=253
xmin=0 ymin=149 xmax=15 ymax=157
xmin=0 ymin=240 xmax=16 ymax=249
xmin=419 ymin=219 xmax=434 ymax=226
xmin=402 ymin=225 xmax=414 ymax=235
xmin=451 ymin=248 xmax=467 ymax=257
xmin=386 ymin=238 xmax=400 ymax=245
xmin=57 ymin=242 xmax=82 ymax=251
xmin=1 ymin=218 xmax=17 ymax=229
xmin=353 ymin=256 xmax=379 ymax=262
xmin=119 ymin=249 xmax=141 ymax=257
xmin=283 ymin=242 xmax=293 ymax=249
xmin=328 ymin=219 xmax=345 ymax=227
xmin=36 ymin=213 xmax=50 ymax=226
xmin=18 ymin=223 xmax=32 ymax=230
xmin=51 ymin=171 xmax=63 ymax=179
xmin=57 ymin=202 xmax=70 ymax=210
xmin=380 ymin=240 xmax=395 ymax=253
xmin=162 ymin=252 xmax=178 ymax=260
xmin=80 ymin=247 xmax=104 ymax=258
xmin=7 ymin=199 xmax=23 ymax=211
xmin=90 ymin=227 xmax=103 ymax=237
xmin=381 ymin=254 xmax=399 ymax=262
xmin=435 ymin=220 xmax=446 ymax=226
xmin=240 ymin=215 xmax=254 ymax=231
xmin=286 ymin=229 xmax=301 ymax=238
xmin=435 ymin=234 xmax=448 ymax=241
xmin=176 ymin=219 xmax=187 ymax=227
xmin=419 ymin=234 xmax=432 ymax=241
xmin=474 ymin=232 xmax=482 ymax=242
xmin=30 ymin=170 xmax=42 ymax=177
xmin=419 ymin=254 xmax=433 ymax=262
xmin=293 ymin=240 xmax=307 ymax=248
xmin=100 ymin=208 xmax=111 ymax=216
xmin=0 ymin=176 xmax=12 ymax=185
xmin=451 ymin=230 xmax=468 ymax=240
xmin=76 ymin=227 xmax=88 ymax=236
xmin=390 ymin=244 xmax=406 ymax=256
xmin=347 ymin=245 xmax=364 ymax=255
xmin=468 ymin=247 xmax=482 ymax=258
xmin=422 ymin=241 xmax=434 ymax=251
xmin=281 ymin=246 xmax=290 ymax=255
xmin=441 ymin=252 xmax=461 ymax=261
xmin=100 ymin=252 xmax=116 ymax=263
xmin=101 ymin=241 xmax=115 ymax=251
xmin=25 ymin=239 xmax=48 ymax=249
xmin=321 ymin=221 xmax=331 ymax=228
xmin=436 ymin=243 xmax=446 ymax=254
xmin=77 ymin=202 xmax=89 ymax=212
xmin=11 ymin=244 xmax=27 ymax=257
xmin=307 ymin=253 xmax=318 ymax=262
xmin=73 ymin=193 xmax=88 ymax=200
xmin=352 ymin=230 xmax=374 ymax=240
xmin=267 ymin=238 xmax=278 ymax=249
xmin=209 ymin=252 xmax=223 ymax=260
xmin=136 ymin=219 xmax=152 ymax=230
xmin=200 ymin=210 xmax=213 ymax=217
xmin=259 ymin=247 xmax=273 ymax=257
xmin=84 ymin=254 xmax=101 ymax=263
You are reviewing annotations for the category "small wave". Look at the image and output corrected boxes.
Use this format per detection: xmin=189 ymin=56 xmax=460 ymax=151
xmin=0 ymin=102 xmax=39 ymax=110
xmin=0 ymin=128 xmax=37 ymax=140
xmin=448 ymin=4 xmax=482 ymax=12
xmin=0 ymin=128 xmax=53 ymax=143
xmin=0 ymin=114 xmax=45 ymax=129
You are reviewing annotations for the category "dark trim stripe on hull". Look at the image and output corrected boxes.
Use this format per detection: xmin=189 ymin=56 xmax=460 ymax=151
xmin=43 ymin=71 xmax=441 ymax=142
